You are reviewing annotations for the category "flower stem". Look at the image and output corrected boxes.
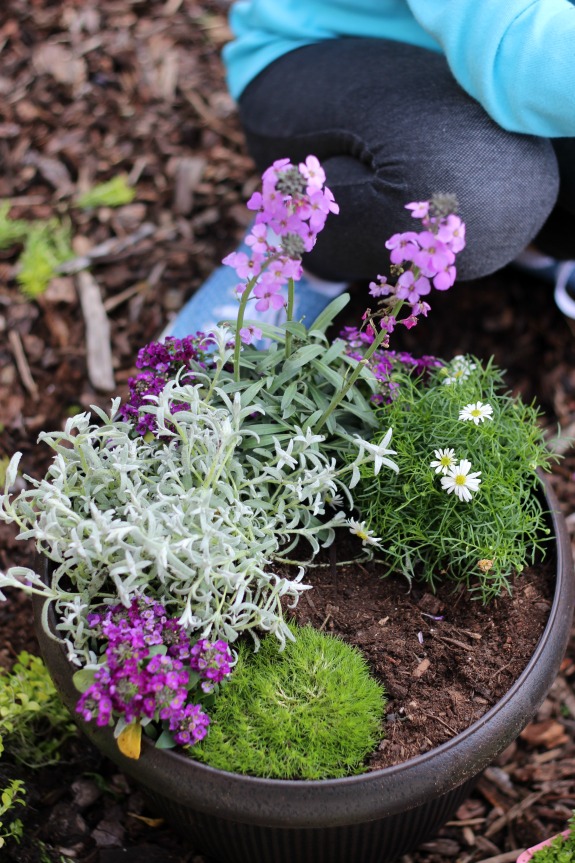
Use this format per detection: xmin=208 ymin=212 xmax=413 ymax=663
xmin=284 ymin=277 xmax=295 ymax=358
xmin=233 ymin=277 xmax=257 ymax=381
xmin=312 ymin=326 xmax=389 ymax=432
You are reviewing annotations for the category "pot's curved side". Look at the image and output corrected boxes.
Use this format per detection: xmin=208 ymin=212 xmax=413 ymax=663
xmin=32 ymin=474 xmax=575 ymax=862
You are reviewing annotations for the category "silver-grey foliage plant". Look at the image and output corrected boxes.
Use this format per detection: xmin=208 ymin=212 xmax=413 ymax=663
xmin=0 ymin=342 xmax=395 ymax=665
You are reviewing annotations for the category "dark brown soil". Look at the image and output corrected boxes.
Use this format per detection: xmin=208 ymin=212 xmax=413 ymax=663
xmin=290 ymin=553 xmax=554 ymax=770
xmin=1 ymin=0 xmax=575 ymax=861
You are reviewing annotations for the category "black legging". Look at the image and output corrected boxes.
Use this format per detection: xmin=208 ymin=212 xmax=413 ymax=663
xmin=238 ymin=38 xmax=574 ymax=282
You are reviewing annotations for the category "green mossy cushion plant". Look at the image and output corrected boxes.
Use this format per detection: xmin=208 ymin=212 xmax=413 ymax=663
xmin=192 ymin=624 xmax=386 ymax=779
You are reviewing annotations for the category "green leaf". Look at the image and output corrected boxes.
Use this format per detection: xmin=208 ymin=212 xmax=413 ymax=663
xmin=308 ymin=293 xmax=351 ymax=334
xmin=72 ymin=667 xmax=97 ymax=693
xmin=310 ymin=359 xmax=346 ymax=390
xmin=239 ymin=379 xmax=267 ymax=408
xmin=155 ymin=730 xmax=177 ymax=749
xmin=281 ymin=381 xmax=298 ymax=414
xmin=283 ymin=320 xmax=308 ymax=339
xmin=283 ymin=344 xmax=325 ymax=374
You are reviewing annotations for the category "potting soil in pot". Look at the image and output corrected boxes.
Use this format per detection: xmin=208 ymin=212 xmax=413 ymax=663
xmin=285 ymin=544 xmax=554 ymax=771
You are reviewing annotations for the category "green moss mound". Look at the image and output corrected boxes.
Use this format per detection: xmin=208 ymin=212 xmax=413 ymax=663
xmin=192 ymin=624 xmax=386 ymax=780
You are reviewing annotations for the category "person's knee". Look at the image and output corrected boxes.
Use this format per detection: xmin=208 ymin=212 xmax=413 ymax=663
xmin=435 ymin=133 xmax=559 ymax=280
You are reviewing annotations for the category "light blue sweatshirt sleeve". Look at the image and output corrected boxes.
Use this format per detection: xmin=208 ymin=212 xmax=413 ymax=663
xmin=408 ymin=0 xmax=575 ymax=136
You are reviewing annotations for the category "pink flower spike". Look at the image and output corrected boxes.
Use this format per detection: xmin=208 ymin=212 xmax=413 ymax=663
xmin=400 ymin=314 xmax=419 ymax=329
xmin=405 ymin=201 xmax=430 ymax=219
xmin=239 ymin=325 xmax=263 ymax=345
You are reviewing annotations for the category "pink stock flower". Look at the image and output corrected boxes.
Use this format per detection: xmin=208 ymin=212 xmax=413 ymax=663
xmin=385 ymin=231 xmax=420 ymax=265
xmin=239 ymin=325 xmax=263 ymax=345
xmin=245 ymin=223 xmax=269 ymax=255
xmin=299 ymin=155 xmax=326 ymax=191
xmin=395 ymin=270 xmax=431 ymax=304
xmin=436 ymin=214 xmax=466 ymax=252
xmin=369 ymin=275 xmax=392 ymax=298
xmin=433 ymin=264 xmax=457 ymax=291
xmin=411 ymin=300 xmax=431 ymax=317
xmin=253 ymin=281 xmax=287 ymax=312
xmin=222 ymin=250 xmax=264 ymax=281
xmin=405 ymin=201 xmax=430 ymax=220
xmin=414 ymin=231 xmax=455 ymax=273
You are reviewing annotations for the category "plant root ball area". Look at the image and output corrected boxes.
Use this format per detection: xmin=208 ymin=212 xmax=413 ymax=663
xmin=286 ymin=549 xmax=554 ymax=771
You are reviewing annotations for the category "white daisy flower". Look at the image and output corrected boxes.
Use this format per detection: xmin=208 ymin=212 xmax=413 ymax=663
xmin=430 ymin=448 xmax=457 ymax=475
xmin=441 ymin=355 xmax=477 ymax=385
xmin=440 ymin=459 xmax=482 ymax=502
xmin=459 ymin=401 xmax=493 ymax=425
xmin=347 ymin=519 xmax=383 ymax=548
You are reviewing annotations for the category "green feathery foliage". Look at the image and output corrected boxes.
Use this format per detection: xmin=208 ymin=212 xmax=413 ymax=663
xmin=192 ymin=623 xmax=386 ymax=779
xmin=352 ymin=355 xmax=555 ymax=600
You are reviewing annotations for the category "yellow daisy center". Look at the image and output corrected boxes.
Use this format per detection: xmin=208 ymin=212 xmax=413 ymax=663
xmin=454 ymin=474 xmax=466 ymax=486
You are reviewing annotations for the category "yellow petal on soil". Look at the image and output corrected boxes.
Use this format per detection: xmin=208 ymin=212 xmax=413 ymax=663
xmin=117 ymin=722 xmax=142 ymax=759
xmin=128 ymin=813 xmax=165 ymax=827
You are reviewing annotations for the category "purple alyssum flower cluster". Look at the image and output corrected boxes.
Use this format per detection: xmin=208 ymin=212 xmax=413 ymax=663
xmin=119 ymin=335 xmax=211 ymax=436
xmin=76 ymin=596 xmax=233 ymax=748
xmin=222 ymin=155 xmax=339 ymax=343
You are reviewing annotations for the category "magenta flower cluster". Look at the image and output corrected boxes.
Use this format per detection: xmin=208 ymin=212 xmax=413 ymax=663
xmin=222 ymin=156 xmax=339 ymax=341
xmin=119 ymin=335 xmax=210 ymax=436
xmin=76 ymin=596 xmax=233 ymax=748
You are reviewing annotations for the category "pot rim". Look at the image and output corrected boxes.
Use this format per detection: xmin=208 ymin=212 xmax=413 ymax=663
xmin=36 ymin=471 xmax=575 ymax=827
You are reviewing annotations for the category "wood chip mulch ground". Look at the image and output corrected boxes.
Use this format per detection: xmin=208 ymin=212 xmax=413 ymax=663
xmin=1 ymin=2 xmax=575 ymax=861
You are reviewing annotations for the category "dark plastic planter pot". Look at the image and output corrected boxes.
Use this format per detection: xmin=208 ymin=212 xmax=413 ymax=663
xmin=517 ymin=830 xmax=571 ymax=863
xmin=33 ymin=475 xmax=575 ymax=863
